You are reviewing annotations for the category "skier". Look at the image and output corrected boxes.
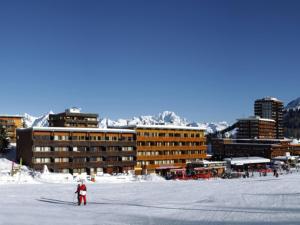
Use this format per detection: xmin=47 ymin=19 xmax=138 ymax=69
xmin=78 ymin=182 xmax=87 ymax=206
xmin=75 ymin=184 xmax=80 ymax=205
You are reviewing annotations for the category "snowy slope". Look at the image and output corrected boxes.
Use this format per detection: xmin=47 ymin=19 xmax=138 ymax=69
xmin=1 ymin=173 xmax=300 ymax=225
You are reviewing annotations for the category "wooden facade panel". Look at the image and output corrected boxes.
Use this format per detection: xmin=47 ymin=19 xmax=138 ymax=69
xmin=34 ymin=131 xmax=51 ymax=136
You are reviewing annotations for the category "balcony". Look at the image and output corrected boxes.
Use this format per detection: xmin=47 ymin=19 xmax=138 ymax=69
xmin=137 ymin=137 xmax=206 ymax=142
xmin=33 ymin=150 xmax=136 ymax=158
xmin=137 ymin=153 xmax=206 ymax=161
xmin=33 ymin=140 xmax=136 ymax=147
xmin=137 ymin=145 xmax=207 ymax=151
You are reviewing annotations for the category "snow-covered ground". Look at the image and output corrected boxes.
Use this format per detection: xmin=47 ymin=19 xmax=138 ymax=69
xmin=1 ymin=166 xmax=300 ymax=225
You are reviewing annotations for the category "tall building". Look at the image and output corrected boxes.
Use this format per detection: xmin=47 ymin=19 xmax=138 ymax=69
xmin=109 ymin=125 xmax=207 ymax=175
xmin=237 ymin=116 xmax=276 ymax=139
xmin=48 ymin=108 xmax=99 ymax=128
xmin=16 ymin=127 xmax=136 ymax=174
xmin=254 ymin=97 xmax=284 ymax=139
xmin=0 ymin=115 xmax=23 ymax=142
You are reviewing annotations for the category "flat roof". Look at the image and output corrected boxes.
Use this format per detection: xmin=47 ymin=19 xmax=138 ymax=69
xmin=227 ymin=143 xmax=281 ymax=147
xmin=224 ymin=157 xmax=270 ymax=166
xmin=273 ymin=155 xmax=299 ymax=160
xmin=215 ymin=138 xmax=291 ymax=142
xmin=237 ymin=117 xmax=275 ymax=122
xmin=50 ymin=112 xmax=98 ymax=117
xmin=0 ymin=115 xmax=23 ymax=118
xmin=188 ymin=160 xmax=226 ymax=165
xmin=256 ymin=97 xmax=282 ymax=102
xmin=17 ymin=127 xmax=136 ymax=134
xmin=109 ymin=124 xmax=205 ymax=131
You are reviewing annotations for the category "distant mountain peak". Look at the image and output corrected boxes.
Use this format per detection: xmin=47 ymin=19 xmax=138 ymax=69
xmin=285 ymin=97 xmax=300 ymax=111
xmin=23 ymin=111 xmax=54 ymax=128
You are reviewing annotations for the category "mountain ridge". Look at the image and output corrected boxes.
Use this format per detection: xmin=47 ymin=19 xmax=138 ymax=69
xmin=22 ymin=111 xmax=229 ymax=134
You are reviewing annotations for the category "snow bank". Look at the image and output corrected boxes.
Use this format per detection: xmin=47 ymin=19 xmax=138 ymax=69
xmin=0 ymin=158 xmax=167 ymax=184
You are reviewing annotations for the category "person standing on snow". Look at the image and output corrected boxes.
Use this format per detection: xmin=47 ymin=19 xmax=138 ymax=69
xmin=75 ymin=184 xmax=81 ymax=205
xmin=78 ymin=182 xmax=87 ymax=206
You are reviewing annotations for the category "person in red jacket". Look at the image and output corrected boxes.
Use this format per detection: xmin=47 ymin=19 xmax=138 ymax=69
xmin=78 ymin=182 xmax=87 ymax=206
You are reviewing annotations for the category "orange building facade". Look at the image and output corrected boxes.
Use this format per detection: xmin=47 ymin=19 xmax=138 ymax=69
xmin=0 ymin=115 xmax=23 ymax=142
xmin=117 ymin=125 xmax=207 ymax=174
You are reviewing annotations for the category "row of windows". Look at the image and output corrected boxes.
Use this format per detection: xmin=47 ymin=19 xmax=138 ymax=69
xmin=34 ymin=135 xmax=134 ymax=141
xmin=33 ymin=156 xmax=135 ymax=163
xmin=64 ymin=123 xmax=98 ymax=127
xmin=137 ymin=159 xmax=186 ymax=166
xmin=33 ymin=146 xmax=134 ymax=152
xmin=138 ymin=141 xmax=204 ymax=146
xmin=49 ymin=135 xmax=134 ymax=141
xmin=50 ymin=116 xmax=97 ymax=121
xmin=137 ymin=132 xmax=204 ymax=138
xmin=137 ymin=150 xmax=205 ymax=156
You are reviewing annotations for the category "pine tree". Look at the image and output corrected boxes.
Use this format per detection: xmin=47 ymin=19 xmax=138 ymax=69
xmin=0 ymin=125 xmax=9 ymax=152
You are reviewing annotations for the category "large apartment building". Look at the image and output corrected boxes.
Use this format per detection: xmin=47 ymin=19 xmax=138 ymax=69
xmin=16 ymin=127 xmax=136 ymax=174
xmin=212 ymin=138 xmax=290 ymax=159
xmin=0 ymin=115 xmax=23 ymax=142
xmin=110 ymin=125 xmax=207 ymax=174
xmin=254 ymin=97 xmax=284 ymax=139
xmin=48 ymin=108 xmax=98 ymax=128
xmin=237 ymin=116 xmax=276 ymax=139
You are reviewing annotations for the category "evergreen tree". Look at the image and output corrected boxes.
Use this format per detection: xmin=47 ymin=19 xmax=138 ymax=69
xmin=0 ymin=125 xmax=9 ymax=152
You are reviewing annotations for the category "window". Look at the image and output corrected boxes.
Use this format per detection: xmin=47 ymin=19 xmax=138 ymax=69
xmin=34 ymin=158 xmax=51 ymax=163
xmin=54 ymin=158 xmax=69 ymax=163
xmin=34 ymin=135 xmax=50 ymax=141
xmin=53 ymin=135 xmax=69 ymax=141
xmin=122 ymin=147 xmax=133 ymax=151
xmin=73 ymin=158 xmax=86 ymax=163
xmin=89 ymin=157 xmax=102 ymax=162
xmin=122 ymin=156 xmax=133 ymax=161
xmin=78 ymin=136 xmax=86 ymax=141
xmin=159 ymin=133 xmax=165 ymax=137
xmin=34 ymin=146 xmax=51 ymax=152
xmin=90 ymin=136 xmax=99 ymax=141
xmin=61 ymin=169 xmax=69 ymax=173
xmin=54 ymin=147 xmax=69 ymax=152
xmin=89 ymin=147 xmax=99 ymax=152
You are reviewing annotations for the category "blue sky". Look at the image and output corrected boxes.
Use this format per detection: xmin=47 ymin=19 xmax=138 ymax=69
xmin=1 ymin=0 xmax=300 ymax=123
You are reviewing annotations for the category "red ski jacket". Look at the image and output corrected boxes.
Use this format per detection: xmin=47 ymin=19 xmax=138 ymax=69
xmin=78 ymin=184 xmax=87 ymax=196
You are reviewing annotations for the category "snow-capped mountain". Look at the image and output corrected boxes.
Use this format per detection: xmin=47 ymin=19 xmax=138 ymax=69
xmin=285 ymin=97 xmax=300 ymax=111
xmin=284 ymin=97 xmax=300 ymax=138
xmin=22 ymin=110 xmax=229 ymax=134
xmin=23 ymin=111 xmax=54 ymax=128
xmin=99 ymin=111 xmax=229 ymax=134
xmin=188 ymin=121 xmax=230 ymax=134
xmin=100 ymin=111 xmax=189 ymax=127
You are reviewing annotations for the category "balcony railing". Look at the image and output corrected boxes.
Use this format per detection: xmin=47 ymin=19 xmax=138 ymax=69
xmin=33 ymin=150 xmax=136 ymax=158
